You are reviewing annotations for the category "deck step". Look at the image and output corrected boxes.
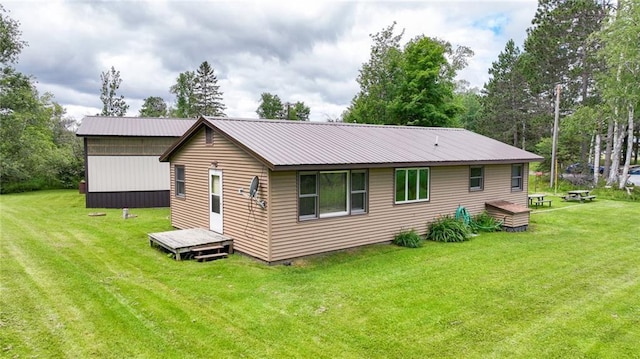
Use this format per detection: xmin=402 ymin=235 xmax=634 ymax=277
xmin=194 ymin=252 xmax=228 ymax=262
xmin=192 ymin=244 xmax=224 ymax=252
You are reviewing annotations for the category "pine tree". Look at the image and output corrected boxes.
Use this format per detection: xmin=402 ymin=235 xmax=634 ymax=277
xmin=193 ymin=61 xmax=226 ymax=117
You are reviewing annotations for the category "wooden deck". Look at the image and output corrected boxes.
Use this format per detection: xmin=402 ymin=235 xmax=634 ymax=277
xmin=148 ymin=228 xmax=233 ymax=260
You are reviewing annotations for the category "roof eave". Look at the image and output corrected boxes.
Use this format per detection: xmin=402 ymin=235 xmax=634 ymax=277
xmin=270 ymin=158 xmax=544 ymax=171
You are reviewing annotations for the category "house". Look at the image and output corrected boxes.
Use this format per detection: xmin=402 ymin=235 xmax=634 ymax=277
xmin=76 ymin=116 xmax=195 ymax=208
xmin=159 ymin=117 xmax=543 ymax=263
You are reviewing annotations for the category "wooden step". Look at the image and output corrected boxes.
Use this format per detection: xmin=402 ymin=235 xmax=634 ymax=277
xmin=192 ymin=244 xmax=224 ymax=252
xmin=194 ymin=252 xmax=228 ymax=262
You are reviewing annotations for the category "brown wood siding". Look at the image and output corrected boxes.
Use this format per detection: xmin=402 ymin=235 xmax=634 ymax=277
xmin=269 ymin=164 xmax=529 ymax=262
xmin=169 ymin=128 xmax=270 ymax=260
xmin=485 ymin=208 xmax=530 ymax=228
xmin=86 ymin=137 xmax=176 ymax=156
xmin=86 ymin=190 xmax=169 ymax=208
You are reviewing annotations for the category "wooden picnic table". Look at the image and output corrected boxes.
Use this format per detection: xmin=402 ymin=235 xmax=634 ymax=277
xmin=528 ymin=194 xmax=552 ymax=208
xmin=564 ymin=189 xmax=596 ymax=202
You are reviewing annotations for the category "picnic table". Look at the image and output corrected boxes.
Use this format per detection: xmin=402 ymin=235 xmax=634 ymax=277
xmin=528 ymin=194 xmax=552 ymax=208
xmin=564 ymin=189 xmax=596 ymax=202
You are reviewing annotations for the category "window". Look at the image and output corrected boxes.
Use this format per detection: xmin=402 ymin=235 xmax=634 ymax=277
xmin=205 ymin=127 xmax=213 ymax=145
xmin=511 ymin=164 xmax=523 ymax=191
xmin=469 ymin=166 xmax=484 ymax=191
xmin=351 ymin=170 xmax=367 ymax=214
xmin=175 ymin=165 xmax=185 ymax=197
xmin=395 ymin=168 xmax=429 ymax=203
xmin=298 ymin=170 xmax=368 ymax=220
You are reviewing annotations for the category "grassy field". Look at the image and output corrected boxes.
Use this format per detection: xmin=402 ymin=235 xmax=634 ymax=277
xmin=1 ymin=190 xmax=639 ymax=358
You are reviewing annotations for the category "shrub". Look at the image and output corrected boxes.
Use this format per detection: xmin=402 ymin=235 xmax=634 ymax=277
xmin=470 ymin=211 xmax=502 ymax=233
xmin=392 ymin=229 xmax=423 ymax=248
xmin=426 ymin=216 xmax=471 ymax=243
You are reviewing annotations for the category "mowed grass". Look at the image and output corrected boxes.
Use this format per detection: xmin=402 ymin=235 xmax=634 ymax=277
xmin=1 ymin=190 xmax=639 ymax=358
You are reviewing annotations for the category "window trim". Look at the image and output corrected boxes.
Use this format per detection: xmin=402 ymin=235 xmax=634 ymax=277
xmin=511 ymin=163 xmax=524 ymax=192
xmin=469 ymin=166 xmax=484 ymax=192
xmin=350 ymin=170 xmax=367 ymax=215
xmin=298 ymin=170 xmax=368 ymax=220
xmin=395 ymin=167 xmax=430 ymax=204
xmin=175 ymin=165 xmax=186 ymax=197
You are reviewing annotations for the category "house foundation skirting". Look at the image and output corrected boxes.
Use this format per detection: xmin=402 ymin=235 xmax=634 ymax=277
xmin=85 ymin=190 xmax=170 ymax=208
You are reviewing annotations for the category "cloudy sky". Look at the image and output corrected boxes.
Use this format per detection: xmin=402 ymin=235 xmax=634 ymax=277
xmin=6 ymin=0 xmax=538 ymax=122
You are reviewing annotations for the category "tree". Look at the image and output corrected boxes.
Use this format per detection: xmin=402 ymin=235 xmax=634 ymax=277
xmin=193 ymin=61 xmax=226 ymax=117
xmin=256 ymin=93 xmax=311 ymax=121
xmin=0 ymin=5 xmax=83 ymax=192
xmin=597 ymin=0 xmax=639 ymax=188
xmin=453 ymin=83 xmax=482 ymax=132
xmin=479 ymin=39 xmax=537 ymax=148
xmin=290 ymin=101 xmax=310 ymax=121
xmin=169 ymin=71 xmax=196 ymax=118
xmin=139 ymin=96 xmax=168 ymax=117
xmin=395 ymin=35 xmax=465 ymax=127
xmin=343 ymin=23 xmax=471 ymax=127
xmin=256 ymin=92 xmax=284 ymax=119
xmin=343 ymin=22 xmax=404 ymax=124
xmin=99 ymin=66 xmax=129 ymax=116
xmin=0 ymin=5 xmax=27 ymax=65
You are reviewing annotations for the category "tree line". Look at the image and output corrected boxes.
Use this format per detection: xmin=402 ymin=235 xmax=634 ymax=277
xmin=1 ymin=5 xmax=83 ymax=193
xmin=102 ymin=62 xmax=310 ymax=121
xmin=2 ymin=1 xmax=638 ymax=193
xmin=474 ymin=0 xmax=638 ymax=189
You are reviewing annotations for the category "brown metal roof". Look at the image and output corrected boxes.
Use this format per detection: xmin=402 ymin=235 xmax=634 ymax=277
xmin=160 ymin=117 xmax=543 ymax=170
xmin=76 ymin=116 xmax=196 ymax=137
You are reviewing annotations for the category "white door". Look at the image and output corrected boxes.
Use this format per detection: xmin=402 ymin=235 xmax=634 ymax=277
xmin=209 ymin=169 xmax=223 ymax=233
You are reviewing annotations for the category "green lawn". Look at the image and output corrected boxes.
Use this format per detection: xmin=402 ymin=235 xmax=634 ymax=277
xmin=1 ymin=190 xmax=639 ymax=358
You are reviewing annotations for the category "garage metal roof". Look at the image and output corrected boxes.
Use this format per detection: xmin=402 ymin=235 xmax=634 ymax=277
xmin=76 ymin=116 xmax=196 ymax=137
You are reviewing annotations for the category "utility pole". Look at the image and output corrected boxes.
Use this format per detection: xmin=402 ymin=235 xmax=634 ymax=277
xmin=550 ymin=84 xmax=561 ymax=188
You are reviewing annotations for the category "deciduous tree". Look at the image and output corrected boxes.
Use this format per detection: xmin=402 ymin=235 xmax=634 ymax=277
xmin=343 ymin=23 xmax=471 ymax=127
xmin=597 ymin=0 xmax=639 ymax=188
xmin=256 ymin=92 xmax=284 ymax=119
xmin=169 ymin=71 xmax=196 ymax=118
xmin=139 ymin=96 xmax=168 ymax=117
xmin=99 ymin=66 xmax=129 ymax=116
xmin=0 ymin=5 xmax=27 ymax=65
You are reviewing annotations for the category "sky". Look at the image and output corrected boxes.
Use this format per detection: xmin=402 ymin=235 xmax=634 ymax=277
xmin=5 ymin=0 xmax=538 ymax=122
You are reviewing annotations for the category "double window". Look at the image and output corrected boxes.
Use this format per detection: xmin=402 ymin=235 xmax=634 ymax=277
xmin=175 ymin=165 xmax=185 ymax=197
xmin=395 ymin=168 xmax=429 ymax=203
xmin=469 ymin=166 xmax=484 ymax=191
xmin=511 ymin=164 xmax=523 ymax=191
xmin=298 ymin=170 xmax=367 ymax=220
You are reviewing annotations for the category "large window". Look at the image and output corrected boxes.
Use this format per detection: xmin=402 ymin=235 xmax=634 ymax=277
xmin=395 ymin=168 xmax=429 ymax=203
xmin=175 ymin=165 xmax=185 ymax=197
xmin=469 ymin=166 xmax=484 ymax=191
xmin=511 ymin=164 xmax=523 ymax=191
xmin=298 ymin=170 xmax=367 ymax=220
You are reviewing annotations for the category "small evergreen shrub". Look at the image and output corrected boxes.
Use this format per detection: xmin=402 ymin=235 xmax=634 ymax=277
xmin=470 ymin=211 xmax=502 ymax=233
xmin=426 ymin=216 xmax=471 ymax=243
xmin=392 ymin=229 xmax=423 ymax=248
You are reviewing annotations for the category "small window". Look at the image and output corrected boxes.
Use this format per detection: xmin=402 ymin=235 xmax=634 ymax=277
xmin=395 ymin=168 xmax=429 ymax=203
xmin=175 ymin=165 xmax=185 ymax=197
xmin=299 ymin=173 xmax=318 ymax=219
xmin=205 ymin=127 xmax=213 ymax=145
xmin=470 ymin=166 xmax=484 ymax=191
xmin=511 ymin=164 xmax=523 ymax=191
xmin=351 ymin=170 xmax=367 ymax=214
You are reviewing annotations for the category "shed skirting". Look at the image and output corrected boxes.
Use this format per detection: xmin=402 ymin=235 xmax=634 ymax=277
xmin=86 ymin=190 xmax=170 ymax=208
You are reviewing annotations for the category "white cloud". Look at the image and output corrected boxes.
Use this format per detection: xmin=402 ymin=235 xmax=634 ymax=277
xmin=5 ymin=0 xmax=537 ymax=121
